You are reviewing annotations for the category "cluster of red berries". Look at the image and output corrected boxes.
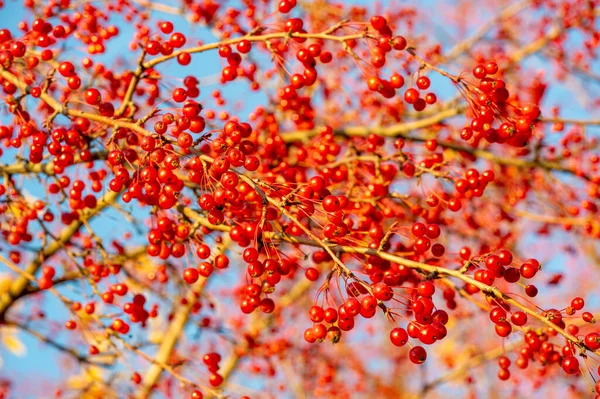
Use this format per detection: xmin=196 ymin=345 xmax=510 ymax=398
xmin=191 ymin=120 xmax=260 ymax=217
xmin=2 ymin=1 xmax=600 ymax=397
xmin=238 ymin=254 xmax=295 ymax=315
xmin=304 ymin=278 xmax=448 ymax=367
xmin=365 ymin=15 xmax=439 ymax=109
xmin=272 ymin=29 xmax=332 ymax=129
xmin=145 ymin=22 xmax=186 ymax=57
xmin=65 ymin=287 xmax=155 ymax=335
xmin=0 ymin=7 xmax=119 ymax=62
xmin=401 ymin=281 xmax=449 ymax=362
xmin=400 ymin=76 xmax=438 ymax=111
xmin=461 ymin=62 xmax=541 ymax=147
xmin=410 ymin=221 xmax=444 ymax=257
xmin=121 ymin=293 xmax=151 ymax=325
xmin=0 ymin=198 xmax=38 ymax=246
xmin=294 ymin=127 xmax=342 ymax=165
xmin=37 ymin=265 xmax=55 ymax=290
xmin=365 ymin=25 xmax=409 ymax=99
xmin=463 ymin=250 xmax=540 ymax=295
xmin=278 ymin=0 xmax=297 ymax=13
xmin=146 ymin=216 xmax=190 ymax=259
xmin=203 ymin=352 xmax=224 ymax=387
xmin=495 ymin=322 xmax=587 ymax=380
xmin=453 ymin=168 xmax=495 ymax=200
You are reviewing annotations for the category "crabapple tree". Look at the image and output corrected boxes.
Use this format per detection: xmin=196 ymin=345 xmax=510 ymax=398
xmin=0 ymin=0 xmax=600 ymax=398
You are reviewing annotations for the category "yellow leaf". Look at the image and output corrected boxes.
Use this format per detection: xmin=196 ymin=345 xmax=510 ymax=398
xmin=68 ymin=366 xmax=105 ymax=390
xmin=80 ymin=386 xmax=116 ymax=399
xmin=443 ymin=148 xmax=458 ymax=163
xmin=131 ymin=252 xmax=156 ymax=274
xmin=6 ymin=203 xmax=25 ymax=218
xmin=0 ymin=273 xmax=12 ymax=293
xmin=2 ymin=334 xmax=26 ymax=357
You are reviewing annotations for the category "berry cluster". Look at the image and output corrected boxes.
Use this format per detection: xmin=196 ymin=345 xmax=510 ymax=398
xmin=1 ymin=1 xmax=600 ymax=398
xmin=460 ymin=63 xmax=541 ymax=147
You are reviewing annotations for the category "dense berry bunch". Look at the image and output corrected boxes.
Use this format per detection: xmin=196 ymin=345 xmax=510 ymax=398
xmin=0 ymin=0 xmax=600 ymax=398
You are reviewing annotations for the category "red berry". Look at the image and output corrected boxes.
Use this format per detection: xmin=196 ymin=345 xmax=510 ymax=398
xmin=511 ymin=311 xmax=527 ymax=326
xmin=416 ymin=76 xmax=430 ymax=90
xmin=571 ymin=297 xmax=584 ymax=311
xmin=370 ymin=16 xmax=387 ymax=31
xmin=409 ymin=346 xmax=427 ymax=364
xmin=404 ymin=88 xmax=419 ymax=104
xmin=84 ymin=88 xmax=101 ymax=105
xmin=417 ymin=281 xmax=435 ymax=297
xmin=322 ymin=195 xmax=341 ymax=212
xmin=562 ymin=356 xmax=579 ymax=374
xmin=159 ymin=21 xmax=174 ymax=34
xmin=58 ymin=61 xmax=75 ymax=77
xmin=183 ymin=268 xmax=199 ymax=284
xmin=390 ymin=327 xmax=408 ymax=346
xmin=305 ymin=267 xmax=320 ymax=281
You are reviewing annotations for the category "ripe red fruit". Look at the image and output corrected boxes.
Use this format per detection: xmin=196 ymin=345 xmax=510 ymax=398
xmin=522 ymin=104 xmax=540 ymax=120
xmin=498 ymin=356 xmax=511 ymax=369
xmin=172 ymin=88 xmax=187 ymax=103
xmin=58 ymin=61 xmax=75 ymax=77
xmin=372 ymin=282 xmax=393 ymax=301
xmin=582 ymin=312 xmax=595 ymax=323
xmin=498 ymin=368 xmax=510 ymax=380
xmin=419 ymin=325 xmax=438 ymax=345
xmin=511 ymin=311 xmax=527 ymax=326
xmin=404 ymin=88 xmax=419 ymax=104
xmin=497 ymin=250 xmax=513 ymax=266
xmin=84 ymin=88 xmax=101 ymax=105
xmin=177 ymin=52 xmax=191 ymax=65
xmin=494 ymin=321 xmax=512 ymax=337
xmin=42 ymin=266 xmax=56 ymax=278
xmin=520 ymin=262 xmax=537 ymax=278
xmin=305 ymin=267 xmax=320 ymax=281
xmin=486 ymin=255 xmax=502 ymax=272
xmin=571 ymin=297 xmax=584 ymax=310
xmin=38 ymin=276 xmax=53 ymax=289
xmin=392 ymin=36 xmax=407 ymax=50
xmin=390 ymin=73 xmax=404 ymax=88
xmin=367 ymin=76 xmax=381 ymax=91
xmin=159 ymin=21 xmax=174 ymax=34
xmin=214 ymin=254 xmax=229 ymax=269
xmin=425 ymin=92 xmax=437 ymax=104
xmin=412 ymin=222 xmax=426 ymax=237
xmin=183 ymin=268 xmax=199 ymax=284
xmin=322 ymin=195 xmax=341 ymax=212
xmin=390 ymin=327 xmax=408 ymax=346
xmin=370 ymin=15 xmax=387 ymax=31
xmin=485 ymin=61 xmax=498 ymax=75
xmin=473 ymin=64 xmax=487 ymax=79
xmin=170 ymin=32 xmax=186 ymax=48
xmin=416 ymin=76 xmax=430 ymax=90
xmin=417 ymin=281 xmax=435 ymax=297
xmin=585 ymin=332 xmax=600 ymax=349
xmin=209 ymin=373 xmax=223 ymax=386
xmin=561 ymin=356 xmax=579 ymax=374
xmin=489 ymin=307 xmax=507 ymax=323
xmin=260 ymin=298 xmax=275 ymax=313
xmin=65 ymin=320 xmax=77 ymax=330
xmin=309 ymin=306 xmax=324 ymax=323
xmin=409 ymin=346 xmax=427 ymax=364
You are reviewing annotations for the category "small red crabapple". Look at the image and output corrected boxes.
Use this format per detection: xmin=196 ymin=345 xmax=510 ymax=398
xmin=409 ymin=346 xmax=427 ymax=364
